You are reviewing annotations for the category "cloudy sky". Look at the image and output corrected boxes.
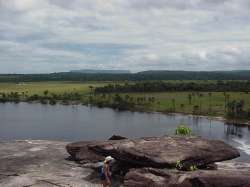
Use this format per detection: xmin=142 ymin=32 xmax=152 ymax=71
xmin=0 ymin=0 xmax=250 ymax=73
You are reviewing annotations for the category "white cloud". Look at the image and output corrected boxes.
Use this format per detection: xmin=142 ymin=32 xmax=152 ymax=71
xmin=0 ymin=0 xmax=250 ymax=73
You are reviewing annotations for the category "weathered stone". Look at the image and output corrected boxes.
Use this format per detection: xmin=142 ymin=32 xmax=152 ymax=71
xmin=66 ymin=135 xmax=127 ymax=162
xmin=0 ymin=140 xmax=103 ymax=187
xmin=124 ymin=166 xmax=250 ymax=187
xmin=108 ymin=135 xmax=127 ymax=140
xmin=66 ymin=141 xmax=104 ymax=163
xmin=0 ymin=139 xmax=247 ymax=187
xmin=88 ymin=136 xmax=240 ymax=169
xmin=217 ymin=161 xmax=250 ymax=172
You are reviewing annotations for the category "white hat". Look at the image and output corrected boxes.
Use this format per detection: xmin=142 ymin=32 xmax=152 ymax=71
xmin=105 ymin=156 xmax=114 ymax=162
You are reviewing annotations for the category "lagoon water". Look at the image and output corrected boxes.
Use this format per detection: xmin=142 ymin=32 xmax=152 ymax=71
xmin=0 ymin=102 xmax=250 ymax=162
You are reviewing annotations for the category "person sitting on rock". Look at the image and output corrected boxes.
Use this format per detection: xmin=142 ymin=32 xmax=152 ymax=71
xmin=101 ymin=156 xmax=114 ymax=187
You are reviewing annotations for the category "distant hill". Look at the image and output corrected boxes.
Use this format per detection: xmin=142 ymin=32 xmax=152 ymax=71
xmin=1 ymin=70 xmax=250 ymax=82
xmin=139 ymin=70 xmax=250 ymax=74
xmin=70 ymin=69 xmax=130 ymax=74
xmin=137 ymin=70 xmax=250 ymax=80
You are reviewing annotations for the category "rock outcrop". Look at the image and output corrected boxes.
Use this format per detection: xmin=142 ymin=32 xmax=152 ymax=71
xmin=0 ymin=140 xmax=104 ymax=187
xmin=0 ymin=136 xmax=248 ymax=187
xmin=88 ymin=136 xmax=240 ymax=169
xmin=66 ymin=135 xmax=127 ymax=162
xmin=66 ymin=135 xmax=246 ymax=186
xmin=66 ymin=141 xmax=104 ymax=163
xmin=124 ymin=167 xmax=250 ymax=187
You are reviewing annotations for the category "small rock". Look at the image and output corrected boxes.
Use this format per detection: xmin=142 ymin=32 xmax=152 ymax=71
xmin=108 ymin=135 xmax=127 ymax=140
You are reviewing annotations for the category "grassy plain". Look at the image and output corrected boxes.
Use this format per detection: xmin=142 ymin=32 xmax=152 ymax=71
xmin=1 ymin=81 xmax=250 ymax=118
xmin=0 ymin=82 xmax=106 ymax=96
xmin=119 ymin=92 xmax=250 ymax=116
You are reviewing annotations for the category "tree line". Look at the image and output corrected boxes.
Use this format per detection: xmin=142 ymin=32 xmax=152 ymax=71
xmin=1 ymin=70 xmax=250 ymax=82
xmin=95 ymin=81 xmax=250 ymax=93
xmin=1 ymin=90 xmax=250 ymax=119
xmin=0 ymin=91 xmax=82 ymax=105
xmin=227 ymin=100 xmax=250 ymax=119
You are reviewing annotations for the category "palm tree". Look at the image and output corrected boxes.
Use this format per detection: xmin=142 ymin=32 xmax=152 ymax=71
xmin=172 ymin=98 xmax=176 ymax=112
xmin=208 ymin=92 xmax=212 ymax=114
xmin=89 ymin=86 xmax=94 ymax=95
xmin=199 ymin=93 xmax=203 ymax=114
xmin=223 ymin=92 xmax=231 ymax=112
xmin=224 ymin=93 xmax=230 ymax=113
xmin=236 ymin=100 xmax=245 ymax=116
xmin=180 ymin=104 xmax=184 ymax=112
xmin=188 ymin=94 xmax=192 ymax=105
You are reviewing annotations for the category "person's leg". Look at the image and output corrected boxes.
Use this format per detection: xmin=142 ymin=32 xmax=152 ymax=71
xmin=106 ymin=178 xmax=111 ymax=187
xmin=102 ymin=180 xmax=107 ymax=187
xmin=103 ymin=180 xmax=111 ymax=187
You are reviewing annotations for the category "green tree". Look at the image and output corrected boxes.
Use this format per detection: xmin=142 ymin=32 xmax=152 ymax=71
xmin=89 ymin=86 xmax=94 ymax=95
xmin=188 ymin=94 xmax=192 ymax=105
xmin=180 ymin=104 xmax=184 ymax=112
xmin=172 ymin=98 xmax=176 ymax=112
xmin=208 ymin=92 xmax=212 ymax=114
xmin=44 ymin=90 xmax=49 ymax=96
xmin=199 ymin=93 xmax=203 ymax=114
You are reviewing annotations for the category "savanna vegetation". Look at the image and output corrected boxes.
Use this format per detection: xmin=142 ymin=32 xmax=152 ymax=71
xmin=94 ymin=81 xmax=250 ymax=93
xmin=0 ymin=81 xmax=250 ymax=120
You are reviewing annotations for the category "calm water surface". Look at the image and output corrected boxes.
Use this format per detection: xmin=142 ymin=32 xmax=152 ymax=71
xmin=0 ymin=102 xmax=250 ymax=162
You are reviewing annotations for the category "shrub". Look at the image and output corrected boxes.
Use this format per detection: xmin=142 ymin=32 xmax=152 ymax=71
xmin=49 ymin=99 xmax=56 ymax=105
xmin=176 ymin=160 xmax=198 ymax=171
xmin=190 ymin=164 xmax=198 ymax=171
xmin=175 ymin=124 xmax=192 ymax=136
xmin=176 ymin=160 xmax=183 ymax=170
xmin=44 ymin=90 xmax=49 ymax=96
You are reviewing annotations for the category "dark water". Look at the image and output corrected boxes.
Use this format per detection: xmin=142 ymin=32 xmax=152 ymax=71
xmin=0 ymin=102 xmax=250 ymax=162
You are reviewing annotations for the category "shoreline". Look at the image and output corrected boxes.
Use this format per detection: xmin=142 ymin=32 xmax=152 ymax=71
xmin=163 ymin=112 xmax=250 ymax=126
xmin=1 ymin=100 xmax=250 ymax=126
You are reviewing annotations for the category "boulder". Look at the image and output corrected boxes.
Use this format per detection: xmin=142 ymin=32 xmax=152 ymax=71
xmin=108 ymin=135 xmax=127 ymax=140
xmin=88 ymin=136 xmax=240 ymax=169
xmin=66 ymin=135 xmax=127 ymax=162
xmin=124 ymin=167 xmax=250 ymax=187
xmin=66 ymin=141 xmax=104 ymax=163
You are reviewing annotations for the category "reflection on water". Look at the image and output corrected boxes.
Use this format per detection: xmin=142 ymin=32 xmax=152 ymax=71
xmin=0 ymin=102 xmax=250 ymax=162
xmin=226 ymin=124 xmax=243 ymax=138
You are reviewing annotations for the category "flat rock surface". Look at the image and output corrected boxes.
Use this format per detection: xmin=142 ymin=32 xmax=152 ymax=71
xmin=88 ymin=136 xmax=240 ymax=169
xmin=124 ymin=164 xmax=250 ymax=187
xmin=0 ymin=140 xmax=103 ymax=187
xmin=1 ymin=139 xmax=247 ymax=187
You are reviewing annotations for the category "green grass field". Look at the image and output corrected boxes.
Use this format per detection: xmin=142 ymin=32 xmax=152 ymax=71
xmin=0 ymin=82 xmax=106 ymax=96
xmin=1 ymin=81 xmax=250 ymax=118
xmin=119 ymin=92 xmax=250 ymax=116
xmin=0 ymin=80 xmax=246 ymax=96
